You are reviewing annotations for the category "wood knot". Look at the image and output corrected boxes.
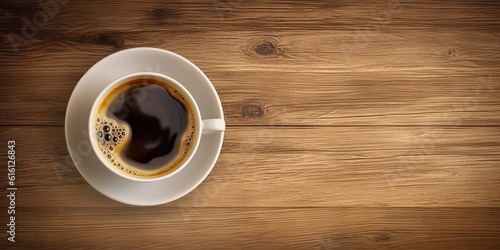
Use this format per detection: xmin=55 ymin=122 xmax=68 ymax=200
xmin=374 ymin=232 xmax=392 ymax=243
xmin=97 ymin=32 xmax=124 ymax=50
xmin=244 ymin=36 xmax=283 ymax=58
xmin=255 ymin=41 xmax=277 ymax=56
xmin=241 ymin=104 xmax=264 ymax=119
xmin=445 ymin=49 xmax=456 ymax=57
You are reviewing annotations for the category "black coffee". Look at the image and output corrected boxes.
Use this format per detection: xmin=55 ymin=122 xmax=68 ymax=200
xmin=94 ymin=77 xmax=196 ymax=178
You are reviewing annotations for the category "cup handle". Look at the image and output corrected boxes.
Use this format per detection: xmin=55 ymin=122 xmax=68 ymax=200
xmin=202 ymin=119 xmax=225 ymax=134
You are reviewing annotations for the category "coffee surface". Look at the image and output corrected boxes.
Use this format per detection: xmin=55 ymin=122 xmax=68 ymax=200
xmin=94 ymin=77 xmax=196 ymax=178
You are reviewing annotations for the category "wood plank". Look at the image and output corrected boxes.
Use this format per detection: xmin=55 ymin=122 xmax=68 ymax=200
xmin=2 ymin=71 xmax=499 ymax=126
xmin=14 ymin=207 xmax=500 ymax=249
xmin=1 ymin=0 xmax=499 ymax=35
xmin=2 ymin=30 xmax=499 ymax=74
xmin=2 ymin=126 xmax=499 ymax=208
xmin=3 ymin=30 xmax=499 ymax=68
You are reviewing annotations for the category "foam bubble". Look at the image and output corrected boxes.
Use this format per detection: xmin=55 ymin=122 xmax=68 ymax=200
xmin=94 ymin=115 xmax=135 ymax=175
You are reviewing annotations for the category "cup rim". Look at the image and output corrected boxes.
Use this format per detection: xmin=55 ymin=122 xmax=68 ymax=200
xmin=88 ymin=72 xmax=203 ymax=182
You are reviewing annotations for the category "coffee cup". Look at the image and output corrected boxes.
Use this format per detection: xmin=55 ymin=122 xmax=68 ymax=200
xmin=88 ymin=72 xmax=225 ymax=182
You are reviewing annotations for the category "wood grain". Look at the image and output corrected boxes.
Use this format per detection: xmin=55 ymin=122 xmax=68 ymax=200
xmin=0 ymin=0 xmax=499 ymax=248
xmin=1 ymin=3 xmax=499 ymax=126
xmin=15 ymin=208 xmax=500 ymax=249
xmin=1 ymin=126 xmax=500 ymax=208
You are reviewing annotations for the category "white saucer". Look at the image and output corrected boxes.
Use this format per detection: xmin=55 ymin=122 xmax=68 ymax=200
xmin=65 ymin=48 xmax=225 ymax=206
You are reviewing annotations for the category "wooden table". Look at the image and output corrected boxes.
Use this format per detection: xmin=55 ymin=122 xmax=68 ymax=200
xmin=1 ymin=0 xmax=499 ymax=248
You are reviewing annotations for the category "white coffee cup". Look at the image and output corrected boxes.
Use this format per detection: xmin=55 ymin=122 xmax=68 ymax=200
xmin=88 ymin=72 xmax=225 ymax=182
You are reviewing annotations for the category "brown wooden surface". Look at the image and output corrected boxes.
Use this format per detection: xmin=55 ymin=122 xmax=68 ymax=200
xmin=1 ymin=0 xmax=499 ymax=249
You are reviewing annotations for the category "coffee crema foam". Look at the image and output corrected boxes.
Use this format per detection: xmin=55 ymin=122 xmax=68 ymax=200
xmin=94 ymin=77 xmax=196 ymax=178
